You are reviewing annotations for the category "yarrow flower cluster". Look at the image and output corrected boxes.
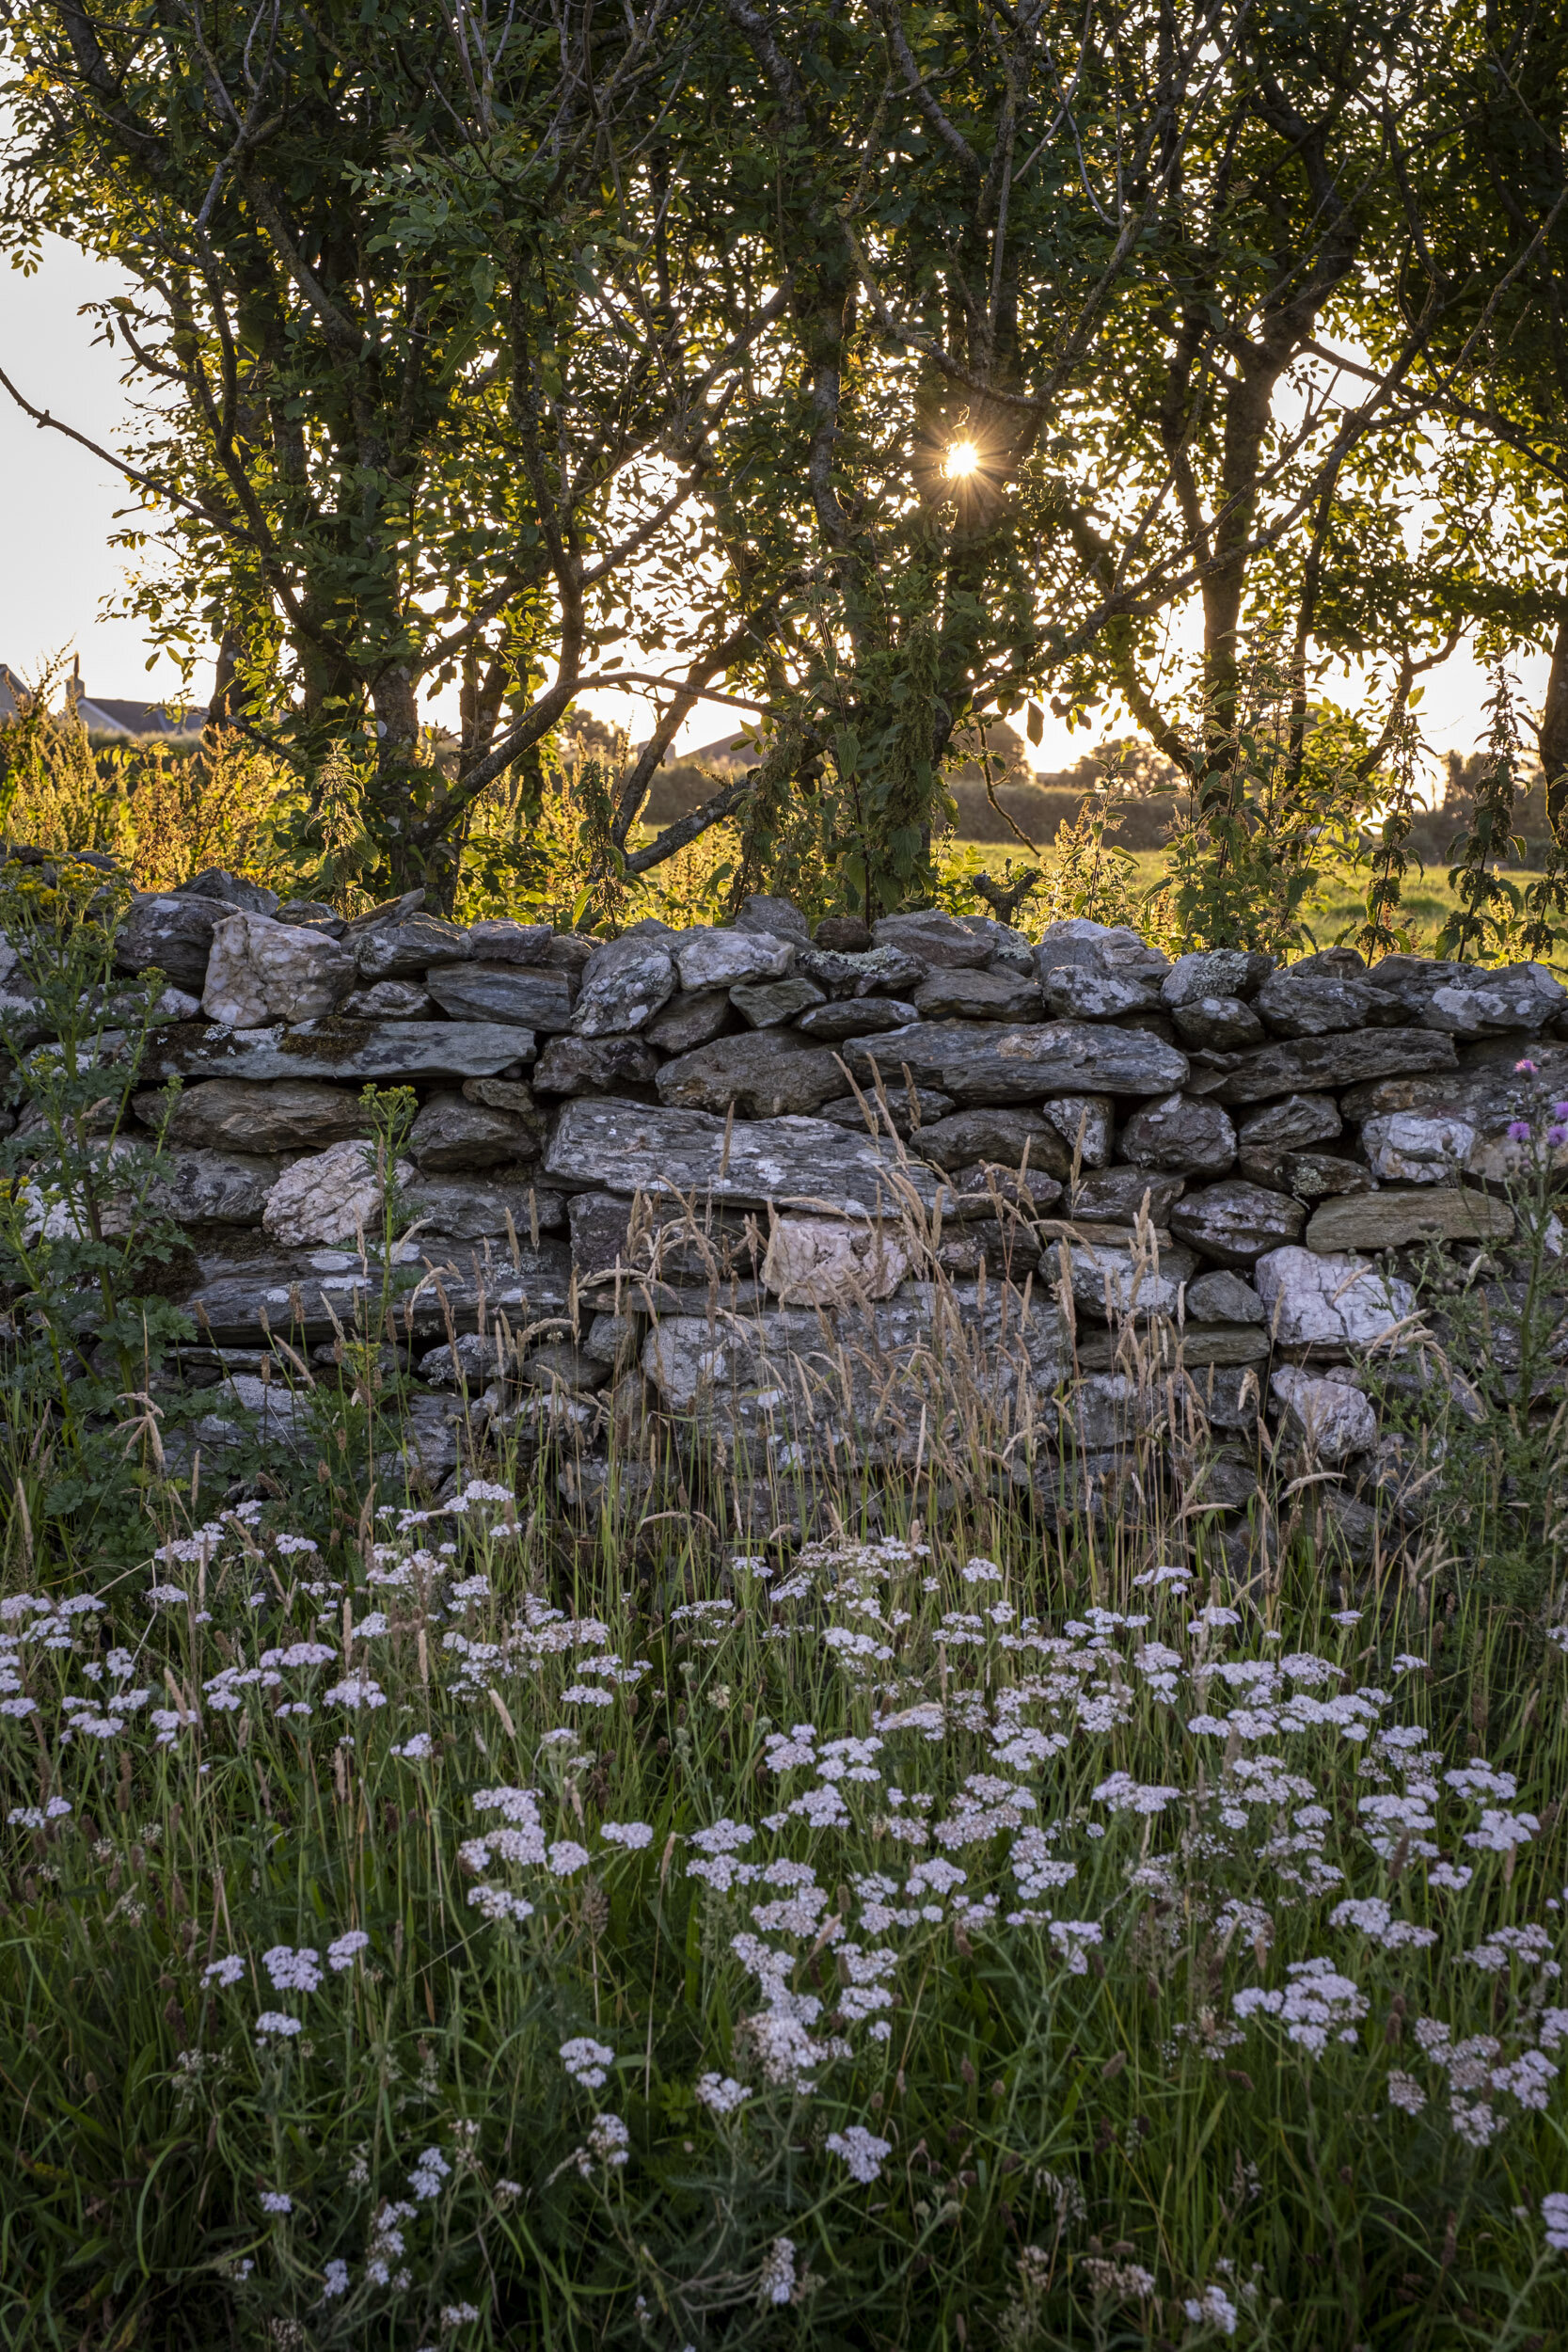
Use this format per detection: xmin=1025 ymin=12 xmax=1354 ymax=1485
xmin=1183 ymin=2282 xmax=1240 ymax=2336
xmin=825 ymin=2124 xmax=892 ymax=2183
xmin=263 ymin=1945 xmax=323 ymax=1994
xmin=695 ymin=2074 xmax=752 ymax=2116
xmin=560 ymin=2037 xmax=614 ymax=2090
xmin=1233 ymin=1958 xmax=1368 ymax=2057
xmin=758 ymin=2236 xmax=797 ymax=2306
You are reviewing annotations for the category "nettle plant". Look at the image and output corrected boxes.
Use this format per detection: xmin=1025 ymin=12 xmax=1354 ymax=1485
xmin=0 ymin=861 xmax=197 ymax=1550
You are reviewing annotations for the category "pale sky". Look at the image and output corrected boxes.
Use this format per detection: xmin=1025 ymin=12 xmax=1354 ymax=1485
xmin=1 ymin=233 xmax=1542 ymax=795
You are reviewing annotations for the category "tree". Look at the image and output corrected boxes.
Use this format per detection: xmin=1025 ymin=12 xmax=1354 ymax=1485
xmin=3 ymin=0 xmax=1552 ymax=930
xmin=0 ymin=0 xmax=790 ymax=896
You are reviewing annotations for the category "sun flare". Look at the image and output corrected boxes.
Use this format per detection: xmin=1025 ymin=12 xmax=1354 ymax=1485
xmin=943 ymin=437 xmax=980 ymax=480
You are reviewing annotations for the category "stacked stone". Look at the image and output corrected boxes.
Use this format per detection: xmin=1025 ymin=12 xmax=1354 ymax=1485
xmin=3 ymin=862 xmax=1564 ymax=1517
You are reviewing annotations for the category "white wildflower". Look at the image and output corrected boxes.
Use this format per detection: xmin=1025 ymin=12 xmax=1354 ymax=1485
xmin=1328 ymin=1898 xmax=1437 ymax=1950
xmin=409 ymin=2147 xmax=451 ymax=2201
xmin=1182 ymin=2283 xmax=1239 ymax=2335
xmin=1094 ymin=1772 xmax=1181 ymax=1816
xmin=560 ymin=2037 xmax=614 ymax=2090
xmin=1232 ymin=1958 xmax=1367 ymax=2057
xmin=262 ymin=1946 xmax=323 ymax=1994
xmin=579 ymin=2113 xmax=630 ymax=2173
xmin=1463 ymin=1809 xmax=1539 ymax=1852
xmin=695 ymin=2074 xmax=752 ymax=2117
xmin=825 ymin=2124 xmax=892 ymax=2184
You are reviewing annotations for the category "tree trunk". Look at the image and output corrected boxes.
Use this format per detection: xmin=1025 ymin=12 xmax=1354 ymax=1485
xmin=372 ymin=664 xmax=432 ymax=898
xmin=1541 ymin=615 xmax=1568 ymax=834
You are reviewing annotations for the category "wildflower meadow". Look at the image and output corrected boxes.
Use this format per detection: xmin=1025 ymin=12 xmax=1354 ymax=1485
xmin=5 ymin=1432 xmax=1568 ymax=2347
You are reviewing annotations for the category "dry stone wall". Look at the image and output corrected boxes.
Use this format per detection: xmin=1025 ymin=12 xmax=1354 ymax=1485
xmin=4 ymin=862 xmax=1565 ymax=1530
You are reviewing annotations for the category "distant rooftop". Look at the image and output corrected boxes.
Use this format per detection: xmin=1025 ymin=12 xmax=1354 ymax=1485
xmin=0 ymin=660 xmax=207 ymax=738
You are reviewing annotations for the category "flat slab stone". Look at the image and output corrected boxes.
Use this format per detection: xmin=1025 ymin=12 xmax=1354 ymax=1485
xmin=1187 ymin=1267 xmax=1265 ymax=1324
xmin=531 ymin=1036 xmax=659 ymax=1095
xmin=408 ymin=1090 xmax=542 ymax=1170
xmin=1282 ymin=1152 xmax=1374 ymax=1203
xmin=400 ymin=1172 xmax=564 ymax=1241
xmin=1237 ymin=1092 xmax=1342 ymax=1180
xmin=1212 ymin=1028 xmax=1457 ymax=1104
xmin=340 ymin=979 xmax=433 ymax=1021
xmin=145 ymin=1079 xmax=371 ymax=1152
xmin=144 ymin=1148 xmax=287 ymax=1226
xmin=1034 ymin=919 xmax=1169 ymax=984
xmin=731 ymin=975 xmax=826 ymax=1027
xmin=915 ymin=967 xmax=1044 ymax=1022
xmin=643 ymin=989 xmax=736 ymax=1053
xmin=566 ymin=1190 xmax=765 ymax=1285
xmin=798 ymin=942 xmax=929 ymax=997
xmin=353 ymin=913 xmax=473 ymax=981
xmin=1369 ymin=956 xmax=1567 ymax=1034
xmin=149 ymin=1018 xmax=533 ymax=1083
xmin=177 ymin=1237 xmax=572 ymax=1344
xmin=795 ymin=997 xmax=918 ymax=1042
xmin=1069 ymin=1166 xmax=1185 ymax=1225
xmin=872 ymin=911 xmax=991 ymax=968
xmin=545 ymin=1098 xmax=940 ymax=1216
xmin=819 ymin=1084 xmax=955 ymax=1139
xmin=1172 ymin=995 xmax=1266 ymax=1052
xmin=1306 ymin=1189 xmax=1515 ymax=1253
xmin=1180 ymin=1323 xmax=1271 ymax=1368
xmin=424 ymin=963 xmax=574 ymax=1031
xmin=1042 ymin=965 xmax=1161 ymax=1020
xmin=1254 ymin=970 xmax=1384 ymax=1037
xmin=655 ymin=1031 xmax=847 ymax=1118
xmin=913 ymin=1106 xmax=1070 ymax=1177
xmin=843 ymin=1020 xmax=1188 ymax=1105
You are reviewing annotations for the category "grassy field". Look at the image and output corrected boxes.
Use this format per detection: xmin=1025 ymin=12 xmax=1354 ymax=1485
xmin=943 ymin=842 xmax=1481 ymax=958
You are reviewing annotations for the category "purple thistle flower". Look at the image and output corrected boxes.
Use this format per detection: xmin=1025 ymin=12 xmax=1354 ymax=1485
xmin=1549 ymin=1125 xmax=1568 ymax=1151
xmin=1507 ymin=1120 xmax=1533 ymax=1143
xmin=1516 ymin=1058 xmax=1539 ymax=1075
